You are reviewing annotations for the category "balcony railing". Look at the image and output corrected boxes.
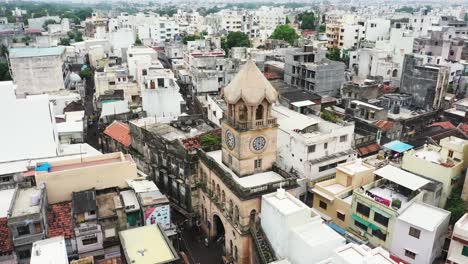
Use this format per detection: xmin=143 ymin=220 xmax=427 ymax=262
xmin=13 ymin=232 xmax=44 ymax=246
xmin=197 ymin=150 xmax=298 ymax=200
xmin=224 ymin=116 xmax=277 ymax=131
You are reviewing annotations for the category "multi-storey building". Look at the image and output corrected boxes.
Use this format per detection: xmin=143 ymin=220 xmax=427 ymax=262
xmin=8 ymin=47 xmax=71 ymax=96
xmin=7 ymin=183 xmax=48 ymax=264
xmin=447 ymin=213 xmax=468 ymax=264
xmin=349 ymin=165 xmax=441 ymax=250
xmin=401 ymin=136 xmax=468 ymax=207
xmin=284 ymin=46 xmax=346 ymax=96
xmin=197 ymin=61 xmax=299 ymax=263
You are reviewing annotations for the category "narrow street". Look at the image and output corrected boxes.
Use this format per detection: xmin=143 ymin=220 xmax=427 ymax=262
xmin=83 ymin=71 xmax=100 ymax=150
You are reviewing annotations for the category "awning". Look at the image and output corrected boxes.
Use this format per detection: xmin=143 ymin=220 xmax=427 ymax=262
xmin=383 ymin=140 xmax=413 ymax=153
xmin=452 ymin=175 xmax=461 ymax=180
xmin=371 ymin=206 xmax=391 ymax=218
xmin=311 ymin=188 xmax=335 ymax=202
xmin=369 ymin=223 xmax=380 ymax=231
xmin=352 ymin=213 xmax=370 ymax=227
xmin=328 ymin=222 xmax=346 ymax=235
xmin=291 ymin=100 xmax=315 ymax=108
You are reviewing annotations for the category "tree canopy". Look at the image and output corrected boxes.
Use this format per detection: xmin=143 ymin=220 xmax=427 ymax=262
xmin=182 ymin=34 xmax=200 ymax=44
xmin=445 ymin=187 xmax=467 ymax=225
xmin=396 ymin=6 xmax=415 ymax=13
xmin=224 ymin=31 xmax=250 ymax=49
xmin=270 ymin=25 xmax=298 ymax=45
xmin=0 ymin=62 xmax=11 ymax=81
xmin=326 ymin=48 xmax=341 ymax=61
xmin=298 ymin=12 xmax=316 ymax=30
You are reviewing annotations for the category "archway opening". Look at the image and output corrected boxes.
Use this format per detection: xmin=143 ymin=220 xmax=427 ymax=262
xmin=213 ymin=214 xmax=225 ymax=243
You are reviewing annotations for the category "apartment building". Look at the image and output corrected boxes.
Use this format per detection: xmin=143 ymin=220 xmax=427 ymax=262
xmin=402 ymin=137 xmax=468 ymax=207
xmin=273 ymin=105 xmax=355 ymax=193
xmin=390 ymin=202 xmax=450 ymax=264
xmin=8 ymin=47 xmax=71 ymax=96
xmin=349 ymin=165 xmax=441 ymax=249
xmin=284 ymin=46 xmax=346 ymax=96
xmin=447 ymin=213 xmax=468 ymax=264
xmin=311 ymin=160 xmax=375 ymax=228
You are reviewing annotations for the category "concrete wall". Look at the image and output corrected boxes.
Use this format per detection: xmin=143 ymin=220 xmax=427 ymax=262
xmin=35 ymin=153 xmax=142 ymax=203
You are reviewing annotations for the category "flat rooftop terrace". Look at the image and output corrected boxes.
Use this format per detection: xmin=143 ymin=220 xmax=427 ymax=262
xmin=48 ymin=154 xmax=132 ymax=173
xmin=11 ymin=187 xmax=41 ymax=218
xmin=207 ymin=150 xmax=285 ymax=188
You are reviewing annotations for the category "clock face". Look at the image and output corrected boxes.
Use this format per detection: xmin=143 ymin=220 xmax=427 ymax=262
xmin=225 ymin=130 xmax=235 ymax=149
xmin=252 ymin=136 xmax=267 ymax=152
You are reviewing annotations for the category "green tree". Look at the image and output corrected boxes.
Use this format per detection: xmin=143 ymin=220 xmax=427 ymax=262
xmin=43 ymin=19 xmax=57 ymax=30
xmin=0 ymin=62 xmax=11 ymax=81
xmin=319 ymin=24 xmax=326 ymax=33
xmin=298 ymin=12 xmax=315 ymax=30
xmin=0 ymin=44 xmax=8 ymax=59
xmin=321 ymin=111 xmax=338 ymax=123
xmin=270 ymin=25 xmax=299 ymax=45
xmin=59 ymin=38 xmax=71 ymax=46
xmin=79 ymin=68 xmax=93 ymax=80
xmin=74 ymin=31 xmax=83 ymax=42
xmin=225 ymin=31 xmax=250 ymax=49
xmin=396 ymin=6 xmax=415 ymax=13
xmin=67 ymin=31 xmax=76 ymax=40
xmin=135 ymin=37 xmax=142 ymax=45
xmin=445 ymin=187 xmax=467 ymax=225
xmin=326 ymin=48 xmax=341 ymax=61
xmin=182 ymin=34 xmax=199 ymax=44
xmin=285 ymin=16 xmax=291 ymax=24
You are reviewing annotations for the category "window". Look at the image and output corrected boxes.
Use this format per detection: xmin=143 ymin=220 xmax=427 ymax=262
xmin=405 ymin=249 xmax=416 ymax=259
xmin=308 ymin=145 xmax=316 ymax=153
xmin=339 ymin=135 xmax=347 ymax=142
xmin=17 ymin=225 xmax=30 ymax=236
xmin=372 ymin=229 xmax=387 ymax=241
xmin=462 ymin=246 xmax=468 ymax=257
xmin=448 ymin=150 xmax=454 ymax=158
xmin=356 ymin=203 xmax=370 ymax=217
xmin=228 ymin=155 xmax=232 ymax=165
xmin=82 ymin=236 xmax=98 ymax=245
xmin=254 ymin=159 xmax=262 ymax=169
xmin=373 ymin=212 xmax=389 ymax=227
xmin=89 ymin=210 xmax=96 ymax=215
xmin=34 ymin=222 xmax=42 ymax=233
xmin=355 ymin=220 xmax=367 ymax=230
xmin=18 ymin=249 xmax=31 ymax=259
xmin=337 ymin=212 xmax=345 ymax=221
xmin=319 ymin=200 xmax=327 ymax=210
xmin=324 ymin=142 xmax=328 ymax=149
xmin=409 ymin=227 xmax=421 ymax=239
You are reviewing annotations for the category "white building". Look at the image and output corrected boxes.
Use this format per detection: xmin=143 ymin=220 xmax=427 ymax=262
xmin=390 ymin=202 xmax=450 ymax=264
xmin=273 ymin=105 xmax=355 ymax=191
xmin=30 ymin=236 xmax=68 ymax=264
xmin=126 ymin=46 xmax=159 ymax=80
xmin=0 ymin=81 xmax=59 ymax=163
xmin=9 ymin=47 xmax=71 ymax=96
xmin=447 ymin=213 xmax=468 ymax=264
xmin=109 ymin=28 xmax=135 ymax=58
xmin=141 ymin=68 xmax=184 ymax=120
xmin=318 ymin=243 xmax=397 ymax=264
xmin=363 ymin=18 xmax=391 ymax=42
xmin=261 ymin=188 xmax=346 ymax=264
xmin=56 ymin=111 xmax=85 ymax=144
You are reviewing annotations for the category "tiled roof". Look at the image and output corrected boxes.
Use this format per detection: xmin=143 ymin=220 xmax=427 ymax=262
xmin=357 ymin=143 xmax=381 ymax=156
xmin=375 ymin=120 xmax=395 ymax=131
xmin=0 ymin=218 xmax=13 ymax=255
xmin=47 ymin=202 xmax=74 ymax=239
xmin=459 ymin=123 xmax=468 ymax=134
xmin=428 ymin=121 xmax=455 ymax=130
xmin=104 ymin=121 xmax=131 ymax=147
xmin=96 ymin=257 xmax=124 ymax=264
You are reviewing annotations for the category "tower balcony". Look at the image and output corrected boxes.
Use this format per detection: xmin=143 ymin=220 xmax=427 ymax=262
xmin=224 ymin=116 xmax=277 ymax=131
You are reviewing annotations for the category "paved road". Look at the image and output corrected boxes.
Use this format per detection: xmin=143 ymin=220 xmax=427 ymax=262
xmin=83 ymin=73 xmax=100 ymax=149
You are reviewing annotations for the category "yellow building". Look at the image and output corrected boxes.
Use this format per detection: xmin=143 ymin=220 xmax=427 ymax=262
xmin=402 ymin=136 xmax=468 ymax=207
xmin=197 ymin=61 xmax=299 ymax=264
xmin=312 ymin=159 xmax=375 ymax=229
xmin=35 ymin=152 xmax=142 ymax=203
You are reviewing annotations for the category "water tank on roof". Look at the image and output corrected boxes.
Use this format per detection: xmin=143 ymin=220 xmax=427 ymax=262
xmin=392 ymin=104 xmax=400 ymax=114
xmin=30 ymin=192 xmax=40 ymax=206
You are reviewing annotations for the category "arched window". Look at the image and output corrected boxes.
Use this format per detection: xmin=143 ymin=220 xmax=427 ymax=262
xmin=216 ymin=184 xmax=220 ymax=198
xmin=230 ymin=240 xmax=233 ymax=255
xmin=234 ymin=205 xmax=239 ymax=225
xmin=239 ymin=104 xmax=247 ymax=121
xmin=221 ymin=190 xmax=226 ymax=205
xmin=211 ymin=180 xmax=215 ymax=192
xmin=255 ymin=104 xmax=264 ymax=120
xmin=249 ymin=209 xmax=257 ymax=226
xmin=392 ymin=69 xmax=398 ymax=77
xmin=229 ymin=200 xmax=233 ymax=216
xmin=234 ymin=246 xmax=238 ymax=260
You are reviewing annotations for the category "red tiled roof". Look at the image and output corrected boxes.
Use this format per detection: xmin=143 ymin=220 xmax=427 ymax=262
xmin=459 ymin=123 xmax=468 ymax=134
xmin=375 ymin=120 xmax=395 ymax=131
xmin=429 ymin=121 xmax=456 ymax=130
xmin=0 ymin=218 xmax=13 ymax=255
xmin=96 ymin=257 xmax=123 ymax=264
xmin=358 ymin=143 xmax=381 ymax=156
xmin=47 ymin=202 xmax=74 ymax=239
xmin=103 ymin=121 xmax=131 ymax=147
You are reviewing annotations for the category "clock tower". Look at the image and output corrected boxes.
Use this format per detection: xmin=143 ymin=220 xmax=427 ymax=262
xmin=221 ymin=60 xmax=278 ymax=177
